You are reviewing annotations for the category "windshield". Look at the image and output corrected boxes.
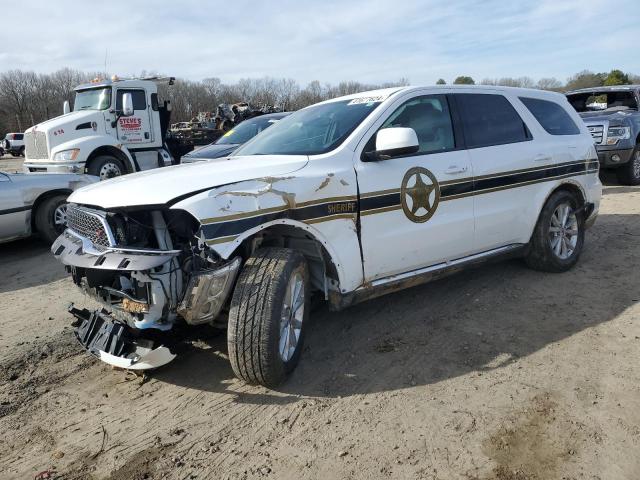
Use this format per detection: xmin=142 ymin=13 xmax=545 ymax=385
xmin=74 ymin=87 xmax=112 ymax=111
xmin=234 ymin=100 xmax=381 ymax=156
xmin=217 ymin=116 xmax=281 ymax=145
xmin=567 ymin=91 xmax=638 ymax=112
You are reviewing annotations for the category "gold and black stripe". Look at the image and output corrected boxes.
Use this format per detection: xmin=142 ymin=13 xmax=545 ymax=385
xmin=202 ymin=196 xmax=358 ymax=243
xmin=202 ymin=159 xmax=598 ymax=244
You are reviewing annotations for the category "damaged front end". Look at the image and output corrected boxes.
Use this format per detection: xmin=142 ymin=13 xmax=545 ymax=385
xmin=52 ymin=204 xmax=240 ymax=370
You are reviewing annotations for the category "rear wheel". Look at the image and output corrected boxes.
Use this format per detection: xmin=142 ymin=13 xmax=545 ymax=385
xmin=87 ymin=155 xmax=126 ymax=180
xmin=616 ymin=147 xmax=640 ymax=185
xmin=525 ymin=190 xmax=584 ymax=272
xmin=228 ymin=248 xmax=309 ymax=387
xmin=35 ymin=195 xmax=68 ymax=244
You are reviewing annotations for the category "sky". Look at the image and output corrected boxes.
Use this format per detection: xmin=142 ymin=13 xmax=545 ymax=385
xmin=0 ymin=0 xmax=638 ymax=86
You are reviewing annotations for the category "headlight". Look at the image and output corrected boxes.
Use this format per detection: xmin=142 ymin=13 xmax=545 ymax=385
xmin=52 ymin=149 xmax=80 ymax=162
xmin=606 ymin=126 xmax=631 ymax=145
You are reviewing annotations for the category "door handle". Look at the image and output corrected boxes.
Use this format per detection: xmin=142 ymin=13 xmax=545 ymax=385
xmin=444 ymin=165 xmax=468 ymax=175
xmin=534 ymin=154 xmax=552 ymax=162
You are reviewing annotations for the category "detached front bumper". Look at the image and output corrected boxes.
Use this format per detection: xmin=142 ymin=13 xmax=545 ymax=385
xmin=24 ymin=160 xmax=85 ymax=174
xmin=71 ymin=306 xmax=177 ymax=370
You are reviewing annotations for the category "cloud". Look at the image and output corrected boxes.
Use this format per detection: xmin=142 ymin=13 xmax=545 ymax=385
xmin=0 ymin=0 xmax=638 ymax=85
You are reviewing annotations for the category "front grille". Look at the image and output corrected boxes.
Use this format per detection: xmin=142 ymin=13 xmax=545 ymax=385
xmin=24 ymin=131 xmax=49 ymax=159
xmin=66 ymin=206 xmax=114 ymax=249
xmin=587 ymin=125 xmax=604 ymax=145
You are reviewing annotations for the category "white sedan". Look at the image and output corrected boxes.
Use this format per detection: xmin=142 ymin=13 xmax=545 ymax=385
xmin=0 ymin=172 xmax=96 ymax=244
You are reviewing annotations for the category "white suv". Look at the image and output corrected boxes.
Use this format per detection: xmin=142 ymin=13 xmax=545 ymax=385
xmin=52 ymin=85 xmax=601 ymax=386
xmin=2 ymin=133 xmax=25 ymax=156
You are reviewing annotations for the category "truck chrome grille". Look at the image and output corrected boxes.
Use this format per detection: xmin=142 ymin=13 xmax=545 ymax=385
xmin=66 ymin=206 xmax=114 ymax=249
xmin=587 ymin=125 xmax=604 ymax=145
xmin=24 ymin=131 xmax=49 ymax=159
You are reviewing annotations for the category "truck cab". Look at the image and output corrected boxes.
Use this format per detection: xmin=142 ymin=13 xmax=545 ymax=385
xmin=23 ymin=76 xmax=175 ymax=180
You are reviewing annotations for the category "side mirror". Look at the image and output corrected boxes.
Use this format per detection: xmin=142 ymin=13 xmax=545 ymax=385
xmin=374 ymin=127 xmax=419 ymax=159
xmin=122 ymin=93 xmax=134 ymax=116
xmin=63 ymin=100 xmax=70 ymax=115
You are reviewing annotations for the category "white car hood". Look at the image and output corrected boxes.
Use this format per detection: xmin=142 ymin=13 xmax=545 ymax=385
xmin=26 ymin=110 xmax=101 ymax=133
xmin=69 ymin=155 xmax=309 ymax=209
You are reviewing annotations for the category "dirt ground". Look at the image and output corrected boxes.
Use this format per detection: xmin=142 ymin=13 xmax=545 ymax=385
xmin=1 ymin=157 xmax=639 ymax=479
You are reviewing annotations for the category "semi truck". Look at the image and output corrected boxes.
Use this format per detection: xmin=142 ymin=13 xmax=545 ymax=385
xmin=23 ymin=76 xmax=176 ymax=180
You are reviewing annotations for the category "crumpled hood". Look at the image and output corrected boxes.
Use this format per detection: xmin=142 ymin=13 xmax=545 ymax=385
xmin=578 ymin=110 xmax=635 ymax=124
xmin=26 ymin=110 xmax=102 ymax=133
xmin=69 ymin=154 xmax=309 ymax=209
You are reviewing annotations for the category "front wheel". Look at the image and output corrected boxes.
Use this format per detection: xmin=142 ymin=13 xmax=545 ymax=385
xmin=616 ymin=148 xmax=640 ymax=185
xmin=525 ymin=190 xmax=585 ymax=273
xmin=87 ymin=155 xmax=126 ymax=180
xmin=228 ymin=248 xmax=309 ymax=387
xmin=35 ymin=195 xmax=68 ymax=244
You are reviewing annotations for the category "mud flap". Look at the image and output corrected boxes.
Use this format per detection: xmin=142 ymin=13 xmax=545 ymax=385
xmin=70 ymin=305 xmax=176 ymax=370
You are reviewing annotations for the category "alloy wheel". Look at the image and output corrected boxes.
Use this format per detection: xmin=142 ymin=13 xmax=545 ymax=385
xmin=53 ymin=203 xmax=68 ymax=233
xmin=279 ymin=271 xmax=305 ymax=362
xmin=548 ymin=202 xmax=578 ymax=260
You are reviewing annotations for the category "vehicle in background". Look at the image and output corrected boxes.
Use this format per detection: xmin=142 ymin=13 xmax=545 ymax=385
xmin=0 ymin=172 xmax=96 ymax=244
xmin=181 ymin=112 xmax=291 ymax=163
xmin=566 ymin=85 xmax=640 ymax=184
xmin=2 ymin=133 xmax=25 ymax=157
xmin=167 ymin=104 xmax=284 ymax=162
xmin=51 ymin=86 xmax=600 ymax=387
xmin=22 ymin=76 xmax=176 ymax=180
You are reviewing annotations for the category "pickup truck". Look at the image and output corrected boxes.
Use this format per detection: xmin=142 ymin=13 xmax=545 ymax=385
xmin=51 ymin=85 xmax=600 ymax=387
xmin=2 ymin=133 xmax=25 ymax=157
xmin=566 ymin=85 xmax=640 ymax=184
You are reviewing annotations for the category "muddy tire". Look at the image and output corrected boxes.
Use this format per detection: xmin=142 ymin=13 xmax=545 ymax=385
xmin=525 ymin=190 xmax=585 ymax=273
xmin=35 ymin=194 xmax=68 ymax=244
xmin=87 ymin=155 xmax=126 ymax=180
xmin=616 ymin=147 xmax=640 ymax=186
xmin=228 ymin=248 xmax=309 ymax=387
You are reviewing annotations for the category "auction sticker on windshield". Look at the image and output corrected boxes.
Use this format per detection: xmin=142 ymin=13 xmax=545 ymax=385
xmin=347 ymin=94 xmax=389 ymax=105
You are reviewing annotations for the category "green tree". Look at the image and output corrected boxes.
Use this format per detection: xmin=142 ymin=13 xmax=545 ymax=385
xmin=565 ymin=70 xmax=605 ymax=90
xmin=603 ymin=69 xmax=630 ymax=86
xmin=453 ymin=76 xmax=475 ymax=85
xmin=436 ymin=78 xmax=446 ymax=85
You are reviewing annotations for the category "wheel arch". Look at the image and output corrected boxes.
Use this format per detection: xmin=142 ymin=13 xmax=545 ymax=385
xmin=524 ymin=180 xmax=587 ymax=243
xmin=30 ymin=189 xmax=71 ymax=232
xmin=85 ymin=145 xmax=135 ymax=174
xmin=222 ymin=221 xmax=346 ymax=299
xmin=548 ymin=180 xmax=587 ymax=208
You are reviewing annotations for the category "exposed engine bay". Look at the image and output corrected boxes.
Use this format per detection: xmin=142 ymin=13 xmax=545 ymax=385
xmin=52 ymin=204 xmax=241 ymax=369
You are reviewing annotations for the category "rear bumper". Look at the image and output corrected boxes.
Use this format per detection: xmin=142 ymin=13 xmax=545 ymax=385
xmin=596 ymin=148 xmax=634 ymax=167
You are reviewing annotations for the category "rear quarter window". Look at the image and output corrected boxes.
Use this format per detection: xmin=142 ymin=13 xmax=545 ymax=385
xmin=15 ymin=134 xmax=24 ymax=140
xmin=519 ymin=97 xmax=580 ymax=135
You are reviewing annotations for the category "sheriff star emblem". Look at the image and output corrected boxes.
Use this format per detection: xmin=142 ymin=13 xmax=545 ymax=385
xmin=400 ymin=167 xmax=440 ymax=223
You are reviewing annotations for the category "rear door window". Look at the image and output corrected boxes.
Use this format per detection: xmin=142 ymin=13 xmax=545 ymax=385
xmin=15 ymin=134 xmax=24 ymax=140
xmin=519 ymin=97 xmax=580 ymax=135
xmin=454 ymin=93 xmax=531 ymax=148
